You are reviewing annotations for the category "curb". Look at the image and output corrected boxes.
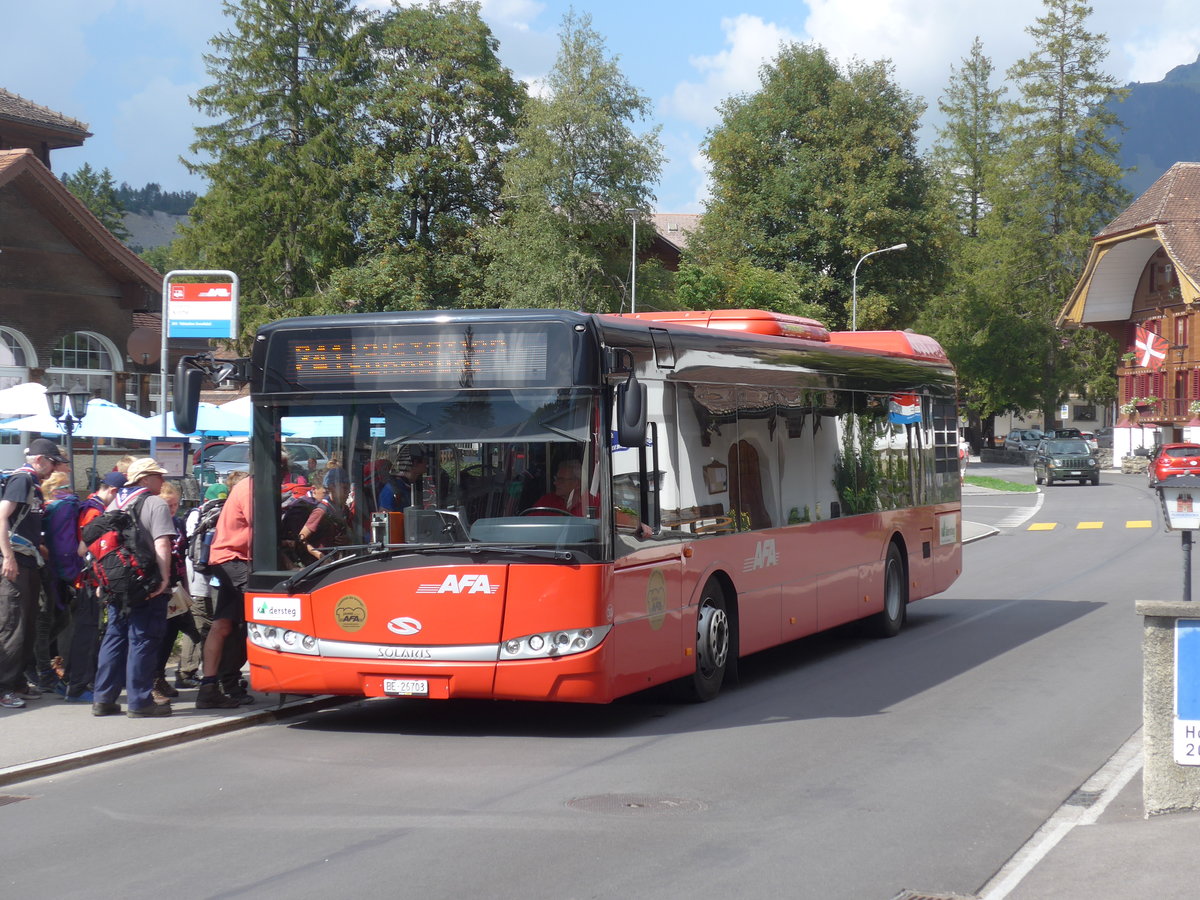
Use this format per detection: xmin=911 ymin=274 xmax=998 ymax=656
xmin=0 ymin=694 xmax=346 ymax=788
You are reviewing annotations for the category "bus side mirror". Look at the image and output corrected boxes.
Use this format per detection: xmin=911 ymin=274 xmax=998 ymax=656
xmin=616 ymin=373 xmax=647 ymax=448
xmin=173 ymin=360 xmax=203 ymax=435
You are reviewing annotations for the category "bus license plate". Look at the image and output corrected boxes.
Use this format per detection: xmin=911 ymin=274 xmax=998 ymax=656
xmin=383 ymin=678 xmax=428 ymax=696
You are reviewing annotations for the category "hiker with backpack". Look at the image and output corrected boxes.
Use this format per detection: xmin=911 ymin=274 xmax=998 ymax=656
xmin=149 ymin=481 xmax=204 ymax=704
xmin=90 ymin=458 xmax=176 ymax=718
xmin=62 ymin=471 xmax=124 ymax=703
xmin=0 ymin=438 xmax=64 ymax=710
xmin=33 ymin=470 xmax=81 ymax=695
xmin=175 ymin=479 xmax=229 ymax=688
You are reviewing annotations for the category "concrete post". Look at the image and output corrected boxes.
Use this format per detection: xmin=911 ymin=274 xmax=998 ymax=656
xmin=1138 ymin=598 xmax=1200 ymax=814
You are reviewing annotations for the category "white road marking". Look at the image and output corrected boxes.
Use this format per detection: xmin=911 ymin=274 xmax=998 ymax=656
xmin=978 ymin=728 xmax=1143 ymax=900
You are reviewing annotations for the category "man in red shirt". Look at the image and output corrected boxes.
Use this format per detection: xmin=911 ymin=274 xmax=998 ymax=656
xmin=197 ymin=474 xmax=253 ymax=709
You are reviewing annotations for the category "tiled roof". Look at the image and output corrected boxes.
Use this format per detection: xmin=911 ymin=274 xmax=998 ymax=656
xmin=651 ymin=213 xmax=701 ymax=251
xmin=1099 ymin=162 xmax=1200 ymax=237
xmin=0 ymin=88 xmax=90 ymax=138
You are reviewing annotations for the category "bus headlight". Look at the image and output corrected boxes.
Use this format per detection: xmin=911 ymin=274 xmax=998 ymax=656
xmin=499 ymin=625 xmax=611 ymax=660
xmin=248 ymin=622 xmax=320 ymax=656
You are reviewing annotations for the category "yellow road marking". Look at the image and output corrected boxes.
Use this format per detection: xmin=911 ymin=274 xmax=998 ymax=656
xmin=1028 ymin=523 xmax=1057 ymax=531
xmin=1077 ymin=522 xmax=1103 ymax=529
xmin=1127 ymin=521 xmax=1153 ymax=529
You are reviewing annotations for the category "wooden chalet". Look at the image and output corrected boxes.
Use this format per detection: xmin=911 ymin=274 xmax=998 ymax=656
xmin=1060 ymin=162 xmax=1200 ymax=452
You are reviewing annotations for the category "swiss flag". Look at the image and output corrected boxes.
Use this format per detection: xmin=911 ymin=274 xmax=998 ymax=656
xmin=1135 ymin=326 xmax=1169 ymax=371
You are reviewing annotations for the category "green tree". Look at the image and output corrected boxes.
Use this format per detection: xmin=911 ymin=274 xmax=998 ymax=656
xmin=483 ymin=11 xmax=663 ymax=312
xmin=62 ymin=163 xmax=130 ymax=241
xmin=988 ymin=0 xmax=1126 ymax=427
xmin=325 ymin=0 xmax=523 ymax=311
xmin=178 ymin=0 xmax=368 ymax=347
xmin=932 ymin=37 xmax=1004 ymax=239
xmin=695 ymin=43 xmax=950 ymax=330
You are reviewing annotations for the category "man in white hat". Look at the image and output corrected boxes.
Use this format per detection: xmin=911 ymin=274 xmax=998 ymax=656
xmin=91 ymin=458 xmax=176 ymax=718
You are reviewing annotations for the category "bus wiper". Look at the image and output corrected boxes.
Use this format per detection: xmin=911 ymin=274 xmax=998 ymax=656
xmin=282 ymin=544 xmax=403 ymax=591
xmin=413 ymin=545 xmax=577 ymax=562
xmin=282 ymin=542 xmax=577 ymax=592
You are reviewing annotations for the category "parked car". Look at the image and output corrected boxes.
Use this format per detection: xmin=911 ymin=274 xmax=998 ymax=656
xmin=1095 ymin=426 xmax=1113 ymax=449
xmin=200 ymin=440 xmax=328 ymax=480
xmin=1043 ymin=427 xmax=1083 ymax=440
xmin=1077 ymin=431 xmax=1098 ymax=451
xmin=1034 ymin=438 xmax=1101 ymax=486
xmin=1004 ymin=429 xmax=1043 ymax=452
xmin=192 ymin=440 xmax=234 ymax=467
xmin=1147 ymin=443 xmax=1200 ymax=484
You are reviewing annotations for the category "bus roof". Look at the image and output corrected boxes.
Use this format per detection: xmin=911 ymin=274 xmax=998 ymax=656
xmin=611 ymin=309 xmax=949 ymax=366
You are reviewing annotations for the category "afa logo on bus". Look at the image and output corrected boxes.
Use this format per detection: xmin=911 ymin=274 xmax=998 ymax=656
xmin=417 ymin=574 xmax=501 ymax=595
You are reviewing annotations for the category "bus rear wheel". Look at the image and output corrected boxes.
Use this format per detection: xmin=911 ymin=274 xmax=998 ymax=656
xmin=870 ymin=543 xmax=907 ymax=638
xmin=688 ymin=581 xmax=730 ymax=702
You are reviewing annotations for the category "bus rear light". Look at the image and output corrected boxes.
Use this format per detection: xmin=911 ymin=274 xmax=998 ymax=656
xmin=500 ymin=625 xmax=611 ymax=660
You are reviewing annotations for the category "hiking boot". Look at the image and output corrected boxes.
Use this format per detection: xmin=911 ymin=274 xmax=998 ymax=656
xmin=128 ymin=702 xmax=172 ymax=718
xmin=16 ymin=683 xmax=41 ymax=701
xmin=92 ymin=700 xmax=122 ymax=716
xmin=64 ymin=690 xmax=95 ymax=703
xmin=175 ymin=673 xmax=200 ymax=689
xmin=0 ymin=692 xmax=26 ymax=709
xmin=195 ymin=683 xmax=240 ymax=709
xmin=153 ymin=675 xmax=179 ymax=698
xmin=226 ymin=688 xmax=255 ymax=706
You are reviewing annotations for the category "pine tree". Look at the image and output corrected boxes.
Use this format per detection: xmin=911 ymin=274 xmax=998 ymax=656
xmin=62 ymin=163 xmax=130 ymax=241
xmin=991 ymin=0 xmax=1127 ymax=427
xmin=178 ymin=0 xmax=368 ymax=345
xmin=483 ymin=11 xmax=663 ymax=312
xmin=932 ymin=37 xmax=1004 ymax=239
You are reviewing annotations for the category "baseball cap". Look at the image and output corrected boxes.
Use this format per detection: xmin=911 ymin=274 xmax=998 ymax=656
xmin=204 ymin=482 xmax=229 ymax=501
xmin=26 ymin=438 xmax=68 ymax=464
xmin=126 ymin=457 xmax=169 ymax=483
xmin=101 ymin=472 xmax=127 ymax=489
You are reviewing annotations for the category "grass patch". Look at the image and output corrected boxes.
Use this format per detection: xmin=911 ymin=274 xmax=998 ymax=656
xmin=963 ymin=475 xmax=1037 ymax=492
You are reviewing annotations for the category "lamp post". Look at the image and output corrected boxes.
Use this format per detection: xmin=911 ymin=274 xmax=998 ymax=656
xmin=46 ymin=381 xmax=90 ymax=491
xmin=1155 ymin=475 xmax=1200 ymax=602
xmin=851 ymin=243 xmax=908 ymax=331
xmin=625 ymin=208 xmax=638 ymax=314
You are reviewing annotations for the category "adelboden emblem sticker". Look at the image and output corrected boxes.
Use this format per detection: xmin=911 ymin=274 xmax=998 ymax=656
xmin=646 ymin=569 xmax=667 ymax=631
xmin=334 ymin=595 xmax=367 ymax=632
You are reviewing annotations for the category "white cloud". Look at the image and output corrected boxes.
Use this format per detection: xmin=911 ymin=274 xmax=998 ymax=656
xmin=663 ymin=15 xmax=800 ymax=128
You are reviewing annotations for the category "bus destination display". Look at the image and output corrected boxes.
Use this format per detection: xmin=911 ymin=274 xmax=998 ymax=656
xmin=284 ymin=330 xmax=550 ymax=389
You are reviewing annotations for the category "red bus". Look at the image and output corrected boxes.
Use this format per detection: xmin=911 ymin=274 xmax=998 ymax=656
xmin=180 ymin=307 xmax=961 ymax=703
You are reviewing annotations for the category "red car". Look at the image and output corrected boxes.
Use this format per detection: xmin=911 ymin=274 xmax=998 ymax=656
xmin=1148 ymin=443 xmax=1200 ymax=483
xmin=193 ymin=440 xmax=234 ymax=467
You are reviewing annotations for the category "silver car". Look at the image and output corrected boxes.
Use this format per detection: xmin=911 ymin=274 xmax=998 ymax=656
xmin=201 ymin=441 xmax=328 ymax=479
xmin=1004 ymin=429 xmax=1043 ymax=452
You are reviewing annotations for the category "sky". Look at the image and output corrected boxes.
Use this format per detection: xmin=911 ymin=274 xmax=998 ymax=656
xmin=4 ymin=0 xmax=1199 ymax=214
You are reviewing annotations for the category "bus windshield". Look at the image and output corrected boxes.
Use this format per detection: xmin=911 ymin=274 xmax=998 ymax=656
xmin=255 ymin=387 xmax=605 ymax=570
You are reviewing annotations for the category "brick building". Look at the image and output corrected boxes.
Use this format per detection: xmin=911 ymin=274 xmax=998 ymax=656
xmin=0 ymin=88 xmax=176 ymax=467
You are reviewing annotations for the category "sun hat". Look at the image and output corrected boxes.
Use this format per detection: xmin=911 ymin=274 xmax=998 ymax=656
xmin=126 ymin=458 xmax=168 ymax=483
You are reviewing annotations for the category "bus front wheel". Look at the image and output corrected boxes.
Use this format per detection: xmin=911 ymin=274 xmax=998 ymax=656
xmin=871 ymin=543 xmax=908 ymax=638
xmin=688 ymin=581 xmax=730 ymax=702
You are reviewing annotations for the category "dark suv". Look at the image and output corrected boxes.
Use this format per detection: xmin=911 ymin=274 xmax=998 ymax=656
xmin=1034 ymin=439 xmax=1100 ymax=486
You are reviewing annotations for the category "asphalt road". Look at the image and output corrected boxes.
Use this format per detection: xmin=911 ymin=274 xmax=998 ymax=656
xmin=3 ymin=468 xmax=1172 ymax=900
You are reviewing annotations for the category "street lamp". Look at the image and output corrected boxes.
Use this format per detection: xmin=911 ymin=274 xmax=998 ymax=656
xmin=1155 ymin=475 xmax=1200 ymax=602
xmin=851 ymin=243 xmax=908 ymax=331
xmin=45 ymin=381 xmax=91 ymax=491
xmin=625 ymin=208 xmax=638 ymax=314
